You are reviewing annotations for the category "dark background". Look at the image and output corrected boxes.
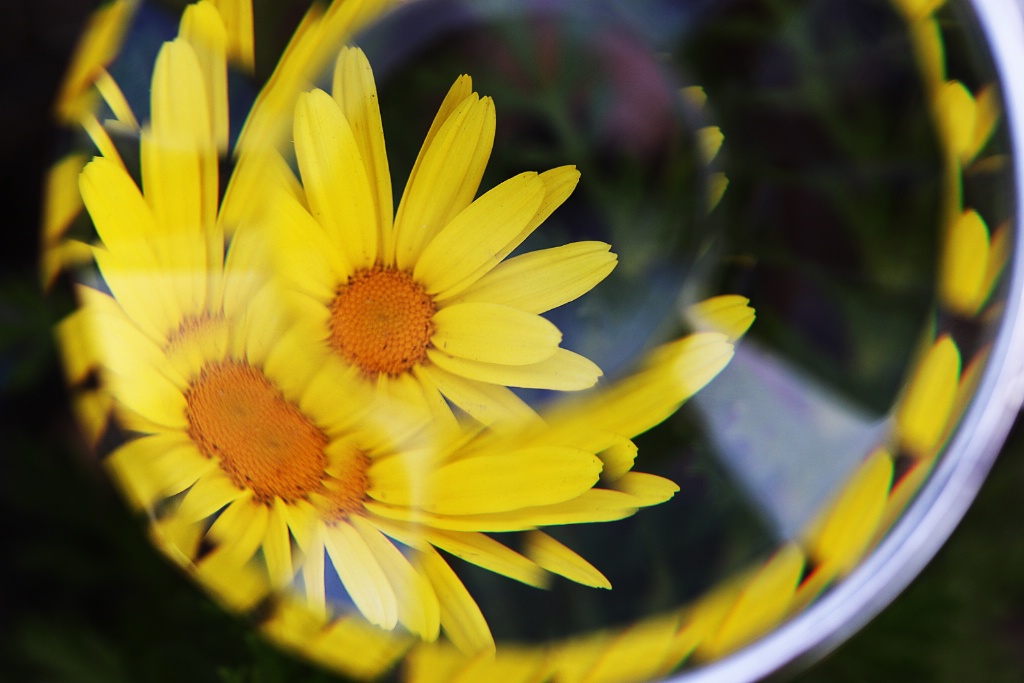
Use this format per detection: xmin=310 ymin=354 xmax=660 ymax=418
xmin=2 ymin=1 xmax=1024 ymax=681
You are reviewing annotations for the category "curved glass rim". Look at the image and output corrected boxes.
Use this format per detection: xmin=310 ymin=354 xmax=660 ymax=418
xmin=669 ymin=0 xmax=1024 ymax=679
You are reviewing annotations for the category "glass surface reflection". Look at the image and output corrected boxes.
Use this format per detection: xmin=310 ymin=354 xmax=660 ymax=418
xmin=44 ymin=0 xmax=1022 ymax=681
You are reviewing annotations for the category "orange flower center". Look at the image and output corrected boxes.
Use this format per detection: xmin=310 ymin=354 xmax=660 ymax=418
xmin=185 ymin=361 xmax=367 ymax=513
xmin=329 ymin=266 xmax=436 ymax=376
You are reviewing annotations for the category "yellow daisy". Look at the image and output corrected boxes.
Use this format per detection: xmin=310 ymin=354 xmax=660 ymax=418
xmin=74 ymin=8 xmax=740 ymax=655
xmin=261 ymin=47 xmax=617 ymax=428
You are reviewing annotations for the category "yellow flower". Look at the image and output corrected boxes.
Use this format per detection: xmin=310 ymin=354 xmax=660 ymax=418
xmin=260 ymin=47 xmax=617 ymax=428
xmin=74 ymin=9 xmax=738 ymax=656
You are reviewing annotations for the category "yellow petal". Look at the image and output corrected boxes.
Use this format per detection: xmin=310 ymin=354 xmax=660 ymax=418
xmin=967 ymin=84 xmax=1000 ymax=162
xmin=579 ymin=614 xmax=685 ymax=683
xmin=541 ymin=333 xmax=734 ymax=451
xmin=42 ymin=154 xmax=87 ymax=243
xmin=415 ymin=365 xmax=541 ymax=431
xmin=686 ymin=294 xmax=756 ymax=341
xmin=54 ymin=0 xmax=135 ymax=124
xmin=701 ymin=543 xmax=805 ymax=658
xmin=256 ymin=185 xmax=348 ymax=298
xmin=597 ymin=437 xmax=638 ymax=483
xmin=180 ymin=1 xmax=229 ymax=152
xmin=894 ymin=334 xmax=961 ymax=457
xmin=424 ymin=528 xmax=547 ymax=589
xmin=394 ymin=94 xmax=495 ymax=269
xmin=370 ymin=447 xmax=602 ymax=515
xmin=294 ymin=89 xmax=378 ymax=268
xmin=323 ymin=521 xmax=399 ymax=629
xmin=698 ymin=126 xmax=724 ymax=163
xmin=105 ymin=357 xmax=188 ymax=431
xmin=445 ymin=241 xmax=617 ymax=313
xmin=432 ymin=303 xmax=561 ymax=365
xmin=940 ymin=209 xmax=989 ymax=315
xmin=106 ymin=434 xmax=210 ymax=509
xmin=210 ymin=0 xmax=255 ymax=70
xmin=333 ymin=47 xmax=393 ymax=248
xmin=145 ymin=38 xmax=218 ymax=239
xmin=417 ymin=547 xmax=495 ymax=654
xmin=911 ymin=17 xmax=946 ymax=90
xmin=802 ymin=449 xmax=892 ymax=582
xmin=365 ymin=488 xmax=638 ymax=532
xmin=706 ymin=171 xmax=729 ymax=213
xmin=415 ymin=172 xmax=545 ymax=297
xmin=935 ymin=80 xmax=977 ymax=161
xmin=979 ymin=220 xmax=1010 ymax=307
xmin=262 ymin=504 xmax=295 ymax=587
xmin=524 ymin=530 xmax=610 ymax=589
xmin=352 ymin=516 xmax=441 ymax=640
xmin=206 ymin=497 xmax=270 ymax=565
xmin=176 ymin=470 xmax=245 ymax=523
xmin=427 ymin=347 xmax=601 ymax=390
xmin=611 ymin=472 xmax=680 ymax=506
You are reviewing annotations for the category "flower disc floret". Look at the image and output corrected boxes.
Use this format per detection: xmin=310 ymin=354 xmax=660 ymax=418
xmin=330 ymin=265 xmax=436 ymax=376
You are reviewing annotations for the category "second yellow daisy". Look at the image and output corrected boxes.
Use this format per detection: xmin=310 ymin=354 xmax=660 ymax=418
xmin=262 ymin=47 xmax=617 ymax=428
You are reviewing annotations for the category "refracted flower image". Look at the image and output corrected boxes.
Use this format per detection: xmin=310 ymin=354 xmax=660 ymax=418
xmin=257 ymin=46 xmax=616 ymax=430
xmin=44 ymin=0 xmax=1020 ymax=681
xmin=61 ymin=0 xmax=747 ymax=663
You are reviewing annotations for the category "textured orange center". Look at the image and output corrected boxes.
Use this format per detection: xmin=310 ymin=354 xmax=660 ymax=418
xmin=186 ymin=361 xmax=366 ymax=512
xmin=329 ymin=266 xmax=436 ymax=376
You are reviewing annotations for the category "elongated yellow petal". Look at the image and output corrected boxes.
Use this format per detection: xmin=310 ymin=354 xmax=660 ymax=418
xmin=537 ymin=333 xmax=734 ymax=452
xmin=263 ymin=504 xmax=295 ymax=587
xmin=180 ymin=1 xmax=230 ymax=153
xmin=967 ymin=84 xmax=1000 ymax=162
xmin=295 ymin=89 xmax=379 ymax=268
xmin=686 ymin=295 xmax=756 ymax=341
xmin=176 ymin=470 xmax=245 ymax=523
xmin=522 ymin=165 xmax=581 ymax=237
xmin=352 ymin=516 xmax=441 ymax=641
xmin=54 ymin=0 xmax=135 ymax=124
xmin=415 ymin=172 xmax=545 ymax=297
xmin=894 ymin=335 xmax=960 ymax=457
xmin=323 ymin=521 xmax=399 ymax=629
xmin=365 ymin=488 xmax=639 ymax=532
xmin=105 ymin=355 xmax=188 ymax=431
xmin=701 ymin=543 xmax=805 ymax=658
xmin=415 ymin=365 xmax=541 ymax=431
xmin=935 ymin=80 xmax=977 ymax=161
xmin=427 ymin=347 xmax=601 ymax=390
xmin=333 ymin=47 xmax=393 ymax=248
xmin=444 ymin=241 xmax=616 ymax=313
xmin=803 ymin=449 xmax=892 ymax=582
xmin=432 ymin=302 xmax=561 ymax=365
xmin=940 ymin=209 xmax=989 ymax=315
xmin=251 ymin=188 xmax=344 ymax=303
xmin=143 ymin=38 xmax=219 ymax=317
xmin=206 ymin=497 xmax=270 ymax=566
xmin=85 ymin=300 xmax=187 ymax=391
xmin=106 ymin=433 xmax=209 ymax=509
xmin=597 ymin=437 xmax=638 ymax=483
xmin=370 ymin=447 xmax=602 ymax=515
xmin=43 ymin=154 xmax=86 ymax=243
xmin=210 ymin=0 xmax=255 ymax=69
xmin=407 ymin=75 xmax=474 ymax=184
xmin=611 ymin=472 xmax=680 ymax=506
xmin=394 ymin=94 xmax=495 ymax=269
xmin=524 ymin=530 xmax=610 ymax=589
xmin=698 ymin=126 xmax=724 ymax=163
xmin=417 ymin=547 xmax=495 ymax=654
xmin=423 ymin=529 xmax=548 ymax=588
